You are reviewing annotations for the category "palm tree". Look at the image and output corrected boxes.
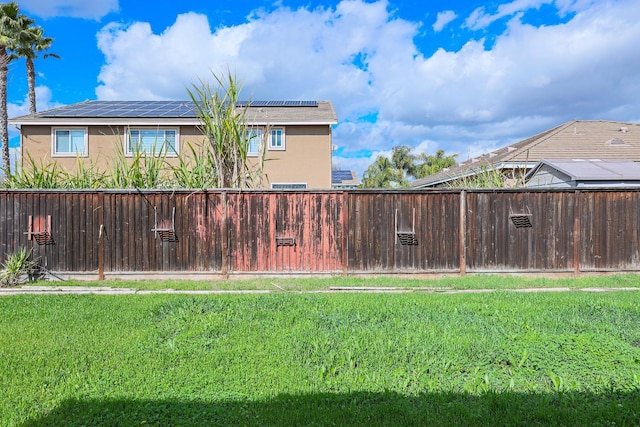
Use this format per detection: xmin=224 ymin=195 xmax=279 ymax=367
xmin=413 ymin=149 xmax=457 ymax=178
xmin=15 ymin=25 xmax=58 ymax=114
xmin=0 ymin=2 xmax=33 ymax=176
xmin=361 ymin=155 xmax=408 ymax=188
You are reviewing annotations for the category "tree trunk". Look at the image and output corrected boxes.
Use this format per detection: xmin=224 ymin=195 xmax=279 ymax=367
xmin=0 ymin=47 xmax=10 ymax=177
xmin=27 ymin=57 xmax=35 ymax=114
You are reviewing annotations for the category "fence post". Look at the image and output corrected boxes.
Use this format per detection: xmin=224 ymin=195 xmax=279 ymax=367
xmin=98 ymin=224 xmax=105 ymax=280
xmin=221 ymin=191 xmax=228 ymax=278
xmin=573 ymin=190 xmax=580 ymax=277
xmin=459 ymin=190 xmax=466 ymax=276
xmin=342 ymin=191 xmax=349 ymax=276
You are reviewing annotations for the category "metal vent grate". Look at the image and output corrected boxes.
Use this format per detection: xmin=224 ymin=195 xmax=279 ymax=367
xmin=32 ymin=230 xmax=55 ymax=245
xmin=152 ymin=206 xmax=177 ymax=242
xmin=25 ymin=215 xmax=55 ymax=245
xmin=276 ymin=237 xmax=296 ymax=247
xmin=156 ymin=230 xmax=178 ymax=242
xmin=397 ymin=231 xmax=418 ymax=246
xmin=510 ymin=213 xmax=533 ymax=228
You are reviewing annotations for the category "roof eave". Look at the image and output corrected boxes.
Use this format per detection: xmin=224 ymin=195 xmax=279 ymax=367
xmin=9 ymin=118 xmax=338 ymax=126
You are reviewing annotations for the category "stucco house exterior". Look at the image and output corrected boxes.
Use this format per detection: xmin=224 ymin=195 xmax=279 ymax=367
xmin=412 ymin=120 xmax=640 ymax=188
xmin=9 ymin=100 xmax=338 ymax=189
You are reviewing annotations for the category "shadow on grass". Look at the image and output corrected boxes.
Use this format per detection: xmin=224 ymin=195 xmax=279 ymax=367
xmin=21 ymin=389 xmax=640 ymax=426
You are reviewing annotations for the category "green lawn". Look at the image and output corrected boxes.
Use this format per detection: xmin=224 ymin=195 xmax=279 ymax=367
xmin=1 ymin=290 xmax=639 ymax=426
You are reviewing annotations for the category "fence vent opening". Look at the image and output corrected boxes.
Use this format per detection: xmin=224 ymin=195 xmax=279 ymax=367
xmin=509 ymin=206 xmax=533 ymax=228
xmin=152 ymin=206 xmax=177 ymax=242
xmin=397 ymin=232 xmax=419 ymax=246
xmin=395 ymin=208 xmax=419 ymax=246
xmin=25 ymin=215 xmax=55 ymax=245
xmin=276 ymin=237 xmax=296 ymax=247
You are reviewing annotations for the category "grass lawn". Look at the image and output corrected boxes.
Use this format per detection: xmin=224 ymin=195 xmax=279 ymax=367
xmin=1 ymin=288 xmax=639 ymax=425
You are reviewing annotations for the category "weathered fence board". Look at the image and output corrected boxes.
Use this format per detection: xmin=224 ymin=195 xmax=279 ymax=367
xmin=2 ymin=189 xmax=640 ymax=276
xmin=346 ymin=191 xmax=460 ymax=272
xmin=579 ymin=191 xmax=640 ymax=271
xmin=226 ymin=191 xmax=342 ymax=272
xmin=465 ymin=191 xmax=575 ymax=272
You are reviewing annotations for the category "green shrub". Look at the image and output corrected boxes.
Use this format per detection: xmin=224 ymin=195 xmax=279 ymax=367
xmin=0 ymin=248 xmax=39 ymax=287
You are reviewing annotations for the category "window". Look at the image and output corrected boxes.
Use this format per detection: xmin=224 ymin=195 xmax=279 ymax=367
xmin=127 ymin=128 xmax=177 ymax=156
xmin=53 ymin=128 xmax=87 ymax=156
xmin=269 ymin=128 xmax=285 ymax=150
xmin=271 ymin=183 xmax=307 ymax=189
xmin=245 ymin=128 xmax=263 ymax=156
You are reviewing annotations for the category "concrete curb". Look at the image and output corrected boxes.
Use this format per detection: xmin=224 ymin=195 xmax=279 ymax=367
xmin=2 ymin=286 xmax=640 ymax=296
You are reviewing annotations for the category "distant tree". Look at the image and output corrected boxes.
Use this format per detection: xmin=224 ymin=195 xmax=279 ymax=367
xmin=0 ymin=1 xmax=32 ymax=176
xmin=361 ymin=155 xmax=407 ymax=188
xmin=413 ymin=149 xmax=457 ymax=179
xmin=15 ymin=24 xmax=59 ymax=114
xmin=360 ymin=145 xmax=457 ymax=188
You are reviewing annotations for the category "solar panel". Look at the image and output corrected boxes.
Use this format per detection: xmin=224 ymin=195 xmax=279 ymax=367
xmin=332 ymin=170 xmax=353 ymax=183
xmin=37 ymin=100 xmax=318 ymax=119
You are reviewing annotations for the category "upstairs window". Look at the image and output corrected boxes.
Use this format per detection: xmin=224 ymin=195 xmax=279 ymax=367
xmin=245 ymin=128 xmax=263 ymax=156
xmin=269 ymin=128 xmax=285 ymax=150
xmin=53 ymin=128 xmax=87 ymax=156
xmin=127 ymin=128 xmax=178 ymax=156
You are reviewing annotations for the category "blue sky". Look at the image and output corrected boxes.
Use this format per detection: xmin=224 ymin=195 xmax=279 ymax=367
xmin=9 ymin=0 xmax=640 ymax=177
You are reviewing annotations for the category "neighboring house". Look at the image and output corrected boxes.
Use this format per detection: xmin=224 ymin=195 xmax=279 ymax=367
xmin=524 ymin=159 xmax=640 ymax=188
xmin=331 ymin=169 xmax=360 ymax=189
xmin=412 ymin=120 xmax=640 ymax=188
xmin=9 ymin=100 xmax=338 ymax=189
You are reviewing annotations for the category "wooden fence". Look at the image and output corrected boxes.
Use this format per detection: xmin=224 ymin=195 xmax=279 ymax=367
xmin=1 ymin=188 xmax=639 ymax=277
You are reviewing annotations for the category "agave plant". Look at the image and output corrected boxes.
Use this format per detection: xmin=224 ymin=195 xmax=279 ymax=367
xmin=0 ymin=248 xmax=39 ymax=287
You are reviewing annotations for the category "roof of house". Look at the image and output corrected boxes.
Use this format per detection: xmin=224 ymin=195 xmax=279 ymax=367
xmin=412 ymin=120 xmax=640 ymax=188
xmin=525 ymin=158 xmax=640 ymax=182
xmin=9 ymin=100 xmax=338 ymax=126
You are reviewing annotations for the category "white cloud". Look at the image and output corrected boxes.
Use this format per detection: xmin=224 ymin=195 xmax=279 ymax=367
xmin=433 ymin=10 xmax=457 ymax=32
xmin=9 ymin=86 xmax=63 ymax=119
xmin=20 ymin=0 xmax=118 ymax=20
xmin=465 ymin=0 xmax=553 ymax=30
xmin=8 ymin=85 xmax=62 ymax=138
xmin=94 ymin=0 xmax=640 ymax=178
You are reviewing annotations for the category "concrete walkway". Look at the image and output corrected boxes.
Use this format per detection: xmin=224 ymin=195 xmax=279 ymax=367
xmin=2 ymin=285 xmax=640 ymax=295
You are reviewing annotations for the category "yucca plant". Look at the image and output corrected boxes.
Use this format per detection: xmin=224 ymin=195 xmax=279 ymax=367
xmin=0 ymin=248 xmax=39 ymax=287
xmin=188 ymin=70 xmax=266 ymax=189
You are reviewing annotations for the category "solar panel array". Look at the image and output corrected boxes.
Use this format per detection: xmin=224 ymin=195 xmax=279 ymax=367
xmin=39 ymin=100 xmax=318 ymax=118
xmin=40 ymin=101 xmax=196 ymax=118
xmin=332 ymin=170 xmax=354 ymax=184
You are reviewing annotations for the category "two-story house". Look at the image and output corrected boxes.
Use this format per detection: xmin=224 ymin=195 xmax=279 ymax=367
xmin=9 ymin=100 xmax=338 ymax=189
